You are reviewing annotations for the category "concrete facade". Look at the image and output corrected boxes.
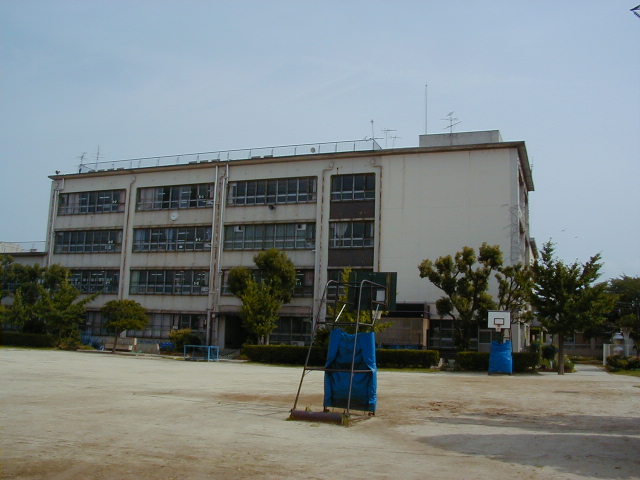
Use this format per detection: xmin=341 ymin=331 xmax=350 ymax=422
xmin=39 ymin=131 xmax=534 ymax=351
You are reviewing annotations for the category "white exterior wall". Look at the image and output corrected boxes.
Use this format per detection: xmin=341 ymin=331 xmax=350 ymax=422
xmin=378 ymin=148 xmax=518 ymax=303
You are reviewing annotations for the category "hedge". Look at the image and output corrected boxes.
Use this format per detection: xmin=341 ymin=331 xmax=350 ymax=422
xmin=456 ymin=352 xmax=490 ymax=371
xmin=1 ymin=331 xmax=56 ymax=348
xmin=512 ymin=351 xmax=538 ymax=372
xmin=606 ymin=355 xmax=640 ymax=371
xmin=376 ymin=348 xmax=439 ymax=368
xmin=241 ymin=345 xmax=439 ymax=368
xmin=456 ymin=351 xmax=538 ymax=372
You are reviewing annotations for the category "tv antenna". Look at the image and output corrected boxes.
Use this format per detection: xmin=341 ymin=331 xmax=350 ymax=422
xmin=382 ymin=128 xmax=397 ymax=148
xmin=77 ymin=152 xmax=87 ymax=173
xmin=442 ymin=112 xmax=461 ymax=134
xmin=631 ymin=4 xmax=640 ymax=18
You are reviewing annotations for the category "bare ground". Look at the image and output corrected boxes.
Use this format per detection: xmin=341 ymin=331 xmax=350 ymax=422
xmin=1 ymin=348 xmax=639 ymax=480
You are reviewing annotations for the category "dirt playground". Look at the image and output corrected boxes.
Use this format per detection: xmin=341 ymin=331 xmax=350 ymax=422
xmin=1 ymin=348 xmax=639 ymax=479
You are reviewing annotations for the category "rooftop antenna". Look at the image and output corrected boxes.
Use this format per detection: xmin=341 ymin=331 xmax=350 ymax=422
xmin=442 ymin=112 xmax=461 ymax=134
xmin=95 ymin=145 xmax=102 ymax=170
xmin=382 ymin=128 xmax=397 ymax=148
xmin=78 ymin=152 xmax=87 ymax=173
xmin=390 ymin=134 xmax=401 ymax=148
xmin=424 ymin=82 xmax=428 ymax=134
xmin=632 ymin=4 xmax=640 ymax=18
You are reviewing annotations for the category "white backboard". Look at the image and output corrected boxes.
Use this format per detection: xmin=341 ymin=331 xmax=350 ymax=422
xmin=487 ymin=311 xmax=511 ymax=330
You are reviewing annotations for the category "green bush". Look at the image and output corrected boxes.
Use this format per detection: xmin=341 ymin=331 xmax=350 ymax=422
xmin=0 ymin=331 xmax=56 ymax=348
xmin=241 ymin=345 xmax=439 ymax=368
xmin=242 ymin=345 xmax=325 ymax=366
xmin=607 ymin=355 xmax=640 ymax=371
xmin=512 ymin=351 xmax=538 ymax=372
xmin=456 ymin=351 xmax=490 ymax=371
xmin=541 ymin=344 xmax=556 ymax=362
xmin=169 ymin=328 xmax=201 ymax=353
xmin=376 ymin=349 xmax=439 ymax=368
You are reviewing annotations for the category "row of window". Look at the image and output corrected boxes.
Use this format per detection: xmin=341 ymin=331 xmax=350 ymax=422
xmin=54 ymin=230 xmax=122 ymax=253
xmin=57 ymin=174 xmax=376 ymax=216
xmin=228 ymin=177 xmax=316 ymax=206
xmin=223 ymin=223 xmax=315 ymax=251
xmin=70 ymin=268 xmax=315 ymax=297
xmin=136 ymin=184 xmax=214 ymax=211
xmin=55 ymin=220 xmax=374 ymax=254
xmin=129 ymin=270 xmax=210 ymax=295
xmin=133 ymin=226 xmax=212 ymax=252
xmin=58 ymin=190 xmax=126 ymax=215
xmin=85 ymin=311 xmax=205 ymax=338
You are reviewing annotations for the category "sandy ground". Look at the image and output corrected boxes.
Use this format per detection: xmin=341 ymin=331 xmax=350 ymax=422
xmin=0 ymin=348 xmax=639 ymax=480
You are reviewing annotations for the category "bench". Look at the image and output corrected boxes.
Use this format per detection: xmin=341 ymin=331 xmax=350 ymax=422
xmin=103 ymin=337 xmax=137 ymax=352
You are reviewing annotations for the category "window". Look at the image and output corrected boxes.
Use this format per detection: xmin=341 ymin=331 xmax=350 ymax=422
xmin=269 ymin=317 xmax=313 ymax=345
xmin=329 ymin=221 xmax=374 ymax=248
xmin=223 ymin=223 xmax=315 ymax=250
xmin=133 ymin=226 xmax=212 ymax=252
xmin=228 ymin=177 xmax=316 ymax=206
xmin=54 ymin=230 xmax=123 ymax=253
xmin=136 ymin=184 xmax=213 ymax=210
xmin=70 ymin=270 xmax=119 ymax=294
xmin=129 ymin=270 xmax=209 ymax=295
xmin=128 ymin=313 xmax=206 ymax=339
xmin=331 ymin=173 xmax=375 ymax=201
xmin=58 ymin=190 xmax=126 ymax=215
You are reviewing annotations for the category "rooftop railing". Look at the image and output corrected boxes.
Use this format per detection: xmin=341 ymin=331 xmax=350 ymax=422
xmin=78 ymin=139 xmax=381 ymax=174
xmin=0 ymin=241 xmax=47 ymax=253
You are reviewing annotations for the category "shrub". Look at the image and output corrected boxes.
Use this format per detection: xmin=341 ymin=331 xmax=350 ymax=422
xmin=541 ymin=344 xmax=556 ymax=362
xmin=512 ymin=351 xmax=538 ymax=372
xmin=607 ymin=355 xmax=640 ymax=371
xmin=168 ymin=329 xmax=201 ymax=353
xmin=242 ymin=345 xmax=325 ymax=366
xmin=241 ymin=345 xmax=439 ymax=368
xmin=0 ymin=331 xmax=56 ymax=348
xmin=376 ymin=349 xmax=439 ymax=368
xmin=456 ymin=352 xmax=490 ymax=371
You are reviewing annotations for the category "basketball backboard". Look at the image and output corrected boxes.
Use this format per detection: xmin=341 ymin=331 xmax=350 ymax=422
xmin=487 ymin=311 xmax=511 ymax=330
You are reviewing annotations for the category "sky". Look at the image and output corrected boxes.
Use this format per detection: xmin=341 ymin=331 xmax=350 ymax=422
xmin=1 ymin=0 xmax=638 ymax=281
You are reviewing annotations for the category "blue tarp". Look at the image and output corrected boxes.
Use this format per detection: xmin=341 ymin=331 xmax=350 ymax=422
xmin=489 ymin=340 xmax=513 ymax=374
xmin=323 ymin=329 xmax=377 ymax=413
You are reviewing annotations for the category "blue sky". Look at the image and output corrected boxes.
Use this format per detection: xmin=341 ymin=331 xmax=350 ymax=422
xmin=1 ymin=0 xmax=638 ymax=280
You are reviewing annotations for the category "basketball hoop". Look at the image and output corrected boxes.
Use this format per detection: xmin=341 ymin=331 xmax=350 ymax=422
xmin=493 ymin=317 xmax=504 ymax=333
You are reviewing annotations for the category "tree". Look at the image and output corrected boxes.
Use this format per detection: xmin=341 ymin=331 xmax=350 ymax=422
xmin=101 ymin=299 xmax=148 ymax=352
xmin=495 ymin=263 xmax=533 ymax=325
xmin=0 ymin=259 xmax=96 ymax=346
xmin=227 ymin=249 xmax=296 ymax=345
xmin=530 ymin=241 xmax=616 ymax=374
xmin=36 ymin=278 xmax=97 ymax=346
xmin=418 ymin=243 xmax=502 ymax=350
xmin=608 ymin=275 xmax=640 ymax=350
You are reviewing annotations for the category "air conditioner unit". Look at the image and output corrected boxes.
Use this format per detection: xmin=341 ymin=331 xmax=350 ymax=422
xmin=296 ymin=224 xmax=307 ymax=231
xmin=234 ymin=226 xmax=244 ymax=233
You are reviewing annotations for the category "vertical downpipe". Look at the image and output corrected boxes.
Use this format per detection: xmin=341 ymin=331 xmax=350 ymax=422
xmin=46 ymin=179 xmax=63 ymax=267
xmin=371 ymin=158 xmax=383 ymax=272
xmin=206 ymin=165 xmax=219 ymax=346
xmin=119 ymin=176 xmax=137 ymax=299
xmin=313 ymin=162 xmax=334 ymax=329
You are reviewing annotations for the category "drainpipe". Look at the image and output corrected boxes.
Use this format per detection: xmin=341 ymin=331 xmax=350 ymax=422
xmin=313 ymin=162 xmax=334 ymax=329
xmin=206 ymin=165 xmax=219 ymax=345
xmin=45 ymin=178 xmax=64 ymax=267
xmin=370 ymin=158 xmax=383 ymax=272
xmin=119 ymin=176 xmax=137 ymax=299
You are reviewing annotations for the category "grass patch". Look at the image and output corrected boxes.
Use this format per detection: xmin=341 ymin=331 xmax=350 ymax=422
xmin=612 ymin=370 xmax=640 ymax=377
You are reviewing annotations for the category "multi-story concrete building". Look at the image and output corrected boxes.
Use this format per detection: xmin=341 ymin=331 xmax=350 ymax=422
xmin=41 ymin=130 xmax=534 ymax=352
